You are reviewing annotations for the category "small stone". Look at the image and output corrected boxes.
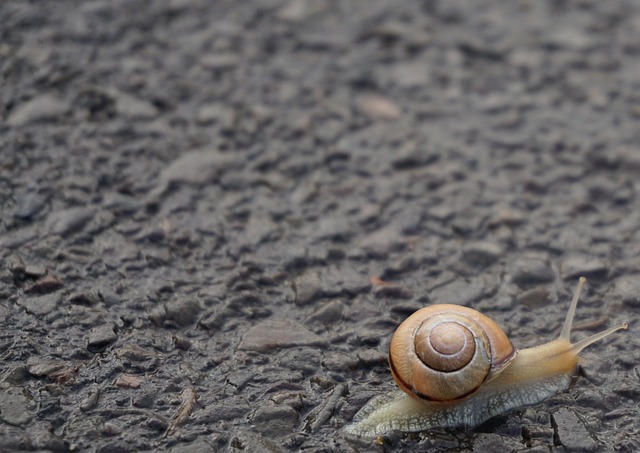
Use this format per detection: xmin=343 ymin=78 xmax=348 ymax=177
xmin=164 ymin=299 xmax=203 ymax=327
xmin=516 ymin=286 xmax=551 ymax=309
xmin=306 ymin=300 xmax=344 ymax=325
xmin=471 ymin=433 xmax=523 ymax=452
xmin=2 ymin=366 xmax=28 ymax=385
xmin=239 ymin=318 xmax=327 ymax=352
xmin=7 ymin=94 xmax=68 ymax=126
xmin=115 ymin=344 xmax=157 ymax=362
xmin=87 ymin=324 xmax=118 ymax=353
xmin=293 ymin=270 xmax=321 ymax=305
xmin=356 ymin=94 xmax=401 ymax=120
xmin=251 ymin=402 xmax=298 ymax=437
xmin=615 ymin=275 xmax=640 ymax=308
xmin=511 ymin=258 xmax=555 ymax=286
xmin=24 ymin=274 xmax=62 ymax=294
xmin=552 ymin=408 xmax=600 ymax=451
xmin=133 ymin=391 xmax=156 ymax=409
xmin=358 ymin=225 xmax=403 ymax=256
xmin=168 ymin=438 xmax=218 ymax=453
xmin=461 ymin=241 xmax=503 ymax=267
xmin=13 ymin=189 xmax=48 ymax=220
xmin=357 ymin=349 xmax=386 ymax=368
xmin=114 ymin=373 xmax=142 ymax=389
xmin=277 ymin=0 xmax=328 ymax=22
xmin=200 ymin=54 xmax=239 ymax=71
xmin=387 ymin=61 xmax=429 ymax=88
xmin=430 ymin=277 xmax=485 ymax=306
xmin=0 ymin=387 xmax=32 ymax=426
xmin=159 ymin=149 xmax=242 ymax=187
xmin=372 ymin=284 xmax=414 ymax=300
xmin=47 ymin=206 xmax=97 ymax=236
xmin=23 ymin=264 xmax=47 ymax=277
xmin=79 ymin=386 xmax=100 ymax=411
xmin=227 ymin=430 xmax=284 ymax=453
xmin=561 ymin=255 xmax=609 ymax=280
xmin=322 ymin=352 xmax=359 ymax=372
xmin=17 ymin=293 xmax=60 ymax=316
xmin=103 ymin=192 xmax=140 ymax=214
xmin=69 ymin=291 xmax=101 ymax=306
xmin=172 ymin=334 xmax=192 ymax=351
xmin=195 ymin=103 xmax=236 ymax=126
xmin=114 ymin=92 xmax=158 ymax=119
xmin=26 ymin=358 xmax=66 ymax=377
xmin=6 ymin=255 xmax=25 ymax=275
xmin=321 ymin=265 xmax=371 ymax=297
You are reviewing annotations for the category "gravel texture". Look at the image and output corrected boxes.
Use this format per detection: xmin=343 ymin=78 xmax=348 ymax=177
xmin=1 ymin=1 xmax=639 ymax=452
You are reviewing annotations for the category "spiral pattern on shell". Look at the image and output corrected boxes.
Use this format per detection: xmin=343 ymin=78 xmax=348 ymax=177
xmin=389 ymin=304 xmax=516 ymax=402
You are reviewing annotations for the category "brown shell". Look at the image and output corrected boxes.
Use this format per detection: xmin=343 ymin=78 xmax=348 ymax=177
xmin=389 ymin=304 xmax=517 ymax=402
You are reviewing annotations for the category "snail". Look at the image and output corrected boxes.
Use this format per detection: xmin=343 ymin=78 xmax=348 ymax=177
xmin=344 ymin=277 xmax=628 ymax=436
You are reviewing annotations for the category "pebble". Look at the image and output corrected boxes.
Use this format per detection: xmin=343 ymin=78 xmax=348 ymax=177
xmin=357 ymin=225 xmax=403 ymax=257
xmin=391 ymin=145 xmax=440 ymax=170
xmin=87 ymin=324 xmax=118 ymax=353
xmin=17 ymin=293 xmax=61 ymax=316
xmin=356 ymin=94 xmax=401 ymax=121
xmin=26 ymin=358 xmax=65 ymax=378
xmin=24 ymin=274 xmax=63 ymax=294
xmin=322 ymin=351 xmax=359 ymax=372
xmin=511 ymin=258 xmax=555 ymax=286
xmin=0 ymin=387 xmax=32 ymax=426
xmin=149 ymin=299 xmax=203 ymax=328
xmin=239 ymin=318 xmax=327 ymax=352
xmin=277 ymin=0 xmax=328 ymax=22
xmin=114 ymin=344 xmax=160 ymax=371
xmin=516 ymin=286 xmax=551 ymax=309
xmin=357 ymin=349 xmax=386 ymax=368
xmin=228 ymin=430 xmax=284 ymax=453
xmin=2 ymin=366 xmax=28 ymax=385
xmin=372 ymin=284 xmax=414 ymax=300
xmin=430 ymin=277 xmax=486 ymax=306
xmin=133 ymin=391 xmax=157 ymax=409
xmin=23 ymin=264 xmax=48 ymax=278
xmin=114 ymin=373 xmax=142 ymax=389
xmin=614 ymin=275 xmax=640 ymax=308
xmin=553 ymin=408 xmax=600 ymax=451
xmin=305 ymin=300 xmax=344 ymax=325
xmin=195 ymin=103 xmax=236 ymax=126
xmin=7 ymin=94 xmax=68 ymax=126
xmin=387 ymin=61 xmax=430 ymax=88
xmin=168 ymin=438 xmax=219 ymax=453
xmin=12 ymin=189 xmax=48 ymax=220
xmin=461 ymin=241 xmax=504 ymax=267
xmin=79 ymin=386 xmax=100 ymax=412
xmin=561 ymin=255 xmax=609 ymax=280
xmin=0 ymin=426 xmax=27 ymax=451
xmin=158 ymin=148 xmax=242 ymax=187
xmin=163 ymin=299 xmax=203 ymax=327
xmin=200 ymin=53 xmax=240 ymax=71
xmin=47 ymin=206 xmax=97 ymax=236
xmin=321 ymin=265 xmax=371 ymax=297
xmin=293 ymin=270 xmax=321 ymax=305
xmin=113 ymin=91 xmax=159 ymax=119
xmin=471 ymin=433 xmax=523 ymax=452
xmin=251 ymin=401 xmax=299 ymax=437
xmin=69 ymin=291 xmax=101 ymax=306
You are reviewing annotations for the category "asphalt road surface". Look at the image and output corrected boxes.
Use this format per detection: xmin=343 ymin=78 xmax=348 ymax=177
xmin=1 ymin=1 xmax=638 ymax=452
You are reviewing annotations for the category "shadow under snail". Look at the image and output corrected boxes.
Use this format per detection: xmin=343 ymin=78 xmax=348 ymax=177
xmin=344 ymin=277 xmax=629 ymax=437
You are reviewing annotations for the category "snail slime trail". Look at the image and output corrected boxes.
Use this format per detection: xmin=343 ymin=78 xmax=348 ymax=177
xmin=344 ymin=277 xmax=629 ymax=437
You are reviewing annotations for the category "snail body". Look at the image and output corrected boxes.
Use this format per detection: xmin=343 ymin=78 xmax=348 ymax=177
xmin=345 ymin=278 xmax=628 ymax=437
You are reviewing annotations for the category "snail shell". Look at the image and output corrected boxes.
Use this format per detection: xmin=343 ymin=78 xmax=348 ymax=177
xmin=389 ymin=304 xmax=516 ymax=402
xmin=344 ymin=277 xmax=629 ymax=437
